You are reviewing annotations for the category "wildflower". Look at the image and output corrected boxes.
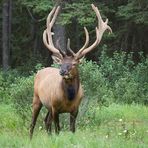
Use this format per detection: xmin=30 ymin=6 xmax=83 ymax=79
xmin=119 ymin=119 xmax=123 ymax=122
xmin=123 ymin=129 xmax=128 ymax=133
xmin=39 ymin=126 xmax=42 ymax=130
xmin=118 ymin=133 xmax=122 ymax=136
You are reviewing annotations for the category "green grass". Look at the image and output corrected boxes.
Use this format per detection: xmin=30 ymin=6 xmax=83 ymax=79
xmin=0 ymin=103 xmax=148 ymax=148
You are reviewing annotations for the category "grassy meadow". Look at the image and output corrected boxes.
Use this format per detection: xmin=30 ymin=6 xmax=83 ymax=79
xmin=0 ymin=103 xmax=148 ymax=148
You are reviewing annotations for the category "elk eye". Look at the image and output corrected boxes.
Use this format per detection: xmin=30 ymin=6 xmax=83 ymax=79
xmin=72 ymin=62 xmax=77 ymax=66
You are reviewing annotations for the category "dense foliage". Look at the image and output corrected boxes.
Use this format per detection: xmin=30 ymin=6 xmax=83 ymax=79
xmin=1 ymin=0 xmax=148 ymax=68
xmin=0 ymin=50 xmax=147 ymax=118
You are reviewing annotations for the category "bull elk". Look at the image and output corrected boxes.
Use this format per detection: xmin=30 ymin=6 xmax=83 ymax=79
xmin=30 ymin=4 xmax=112 ymax=139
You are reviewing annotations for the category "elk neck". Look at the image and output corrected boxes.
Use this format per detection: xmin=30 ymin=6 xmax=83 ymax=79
xmin=62 ymin=68 xmax=80 ymax=101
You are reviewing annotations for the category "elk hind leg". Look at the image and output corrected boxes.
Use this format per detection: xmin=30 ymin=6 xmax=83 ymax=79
xmin=30 ymin=95 xmax=42 ymax=139
xmin=44 ymin=111 xmax=53 ymax=133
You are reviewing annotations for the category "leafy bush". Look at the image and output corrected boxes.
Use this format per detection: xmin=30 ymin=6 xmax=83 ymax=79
xmin=111 ymin=54 xmax=148 ymax=104
xmin=0 ymin=70 xmax=33 ymax=121
xmin=0 ymin=50 xmax=148 ymax=122
xmin=99 ymin=48 xmax=134 ymax=85
xmin=79 ymin=59 xmax=113 ymax=106
xmin=79 ymin=49 xmax=148 ymax=105
xmin=8 ymin=75 xmax=34 ymax=116
xmin=0 ymin=70 xmax=20 ymax=103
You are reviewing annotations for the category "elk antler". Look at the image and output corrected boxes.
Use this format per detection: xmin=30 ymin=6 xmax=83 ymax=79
xmin=43 ymin=4 xmax=112 ymax=60
xmin=75 ymin=4 xmax=112 ymax=60
xmin=43 ymin=6 xmax=63 ymax=59
xmin=67 ymin=27 xmax=89 ymax=57
xmin=67 ymin=38 xmax=76 ymax=57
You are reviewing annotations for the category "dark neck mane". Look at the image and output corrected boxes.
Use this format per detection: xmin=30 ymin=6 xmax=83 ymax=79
xmin=62 ymin=69 xmax=80 ymax=101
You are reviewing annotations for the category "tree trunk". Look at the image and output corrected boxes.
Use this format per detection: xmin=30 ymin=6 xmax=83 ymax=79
xmin=27 ymin=7 xmax=39 ymax=56
xmin=75 ymin=19 xmax=80 ymax=50
xmin=53 ymin=24 xmax=66 ymax=51
xmin=31 ymin=21 xmax=39 ymax=55
xmin=2 ymin=0 xmax=12 ymax=71
xmin=53 ymin=0 xmax=66 ymax=52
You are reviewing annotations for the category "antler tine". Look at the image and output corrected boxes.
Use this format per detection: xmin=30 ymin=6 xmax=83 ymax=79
xmin=77 ymin=27 xmax=99 ymax=57
xmin=46 ymin=7 xmax=56 ymax=28
xmin=46 ymin=7 xmax=56 ymax=46
xmin=50 ymin=6 xmax=61 ymax=28
xmin=75 ymin=27 xmax=89 ymax=58
xmin=43 ymin=6 xmax=63 ymax=59
xmin=93 ymin=4 xmax=112 ymax=36
xmin=75 ymin=4 xmax=112 ymax=60
xmin=46 ymin=6 xmax=60 ymax=46
xmin=67 ymin=38 xmax=76 ymax=57
xmin=43 ymin=30 xmax=62 ymax=59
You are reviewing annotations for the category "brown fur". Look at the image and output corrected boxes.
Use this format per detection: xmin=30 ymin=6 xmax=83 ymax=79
xmin=30 ymin=65 xmax=83 ymax=139
xmin=35 ymin=67 xmax=83 ymax=112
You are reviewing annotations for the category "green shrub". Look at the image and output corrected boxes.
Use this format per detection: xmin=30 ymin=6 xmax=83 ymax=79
xmin=7 ymin=75 xmax=34 ymax=120
xmin=99 ymin=48 xmax=134 ymax=86
xmin=79 ymin=49 xmax=148 ymax=105
xmin=0 ymin=70 xmax=33 ymax=121
xmin=0 ymin=50 xmax=148 ymax=121
xmin=79 ymin=59 xmax=113 ymax=106
xmin=0 ymin=70 xmax=19 ymax=103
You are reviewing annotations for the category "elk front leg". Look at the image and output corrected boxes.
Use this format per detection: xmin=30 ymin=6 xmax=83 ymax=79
xmin=52 ymin=110 xmax=60 ymax=134
xmin=30 ymin=96 xmax=42 ymax=139
xmin=70 ymin=109 xmax=78 ymax=133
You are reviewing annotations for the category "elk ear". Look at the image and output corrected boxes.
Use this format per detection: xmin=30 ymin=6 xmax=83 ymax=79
xmin=52 ymin=55 xmax=62 ymax=64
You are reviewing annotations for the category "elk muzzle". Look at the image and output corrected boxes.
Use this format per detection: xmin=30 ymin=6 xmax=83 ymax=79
xmin=60 ymin=64 xmax=75 ymax=79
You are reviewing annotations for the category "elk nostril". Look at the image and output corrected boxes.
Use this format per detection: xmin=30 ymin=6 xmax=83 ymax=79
xmin=60 ymin=71 xmax=63 ymax=76
xmin=60 ymin=69 xmax=69 ymax=76
xmin=60 ymin=70 xmax=65 ymax=76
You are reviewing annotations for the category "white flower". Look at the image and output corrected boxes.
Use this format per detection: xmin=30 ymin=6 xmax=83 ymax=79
xmin=39 ymin=126 xmax=42 ymax=130
xmin=123 ymin=129 xmax=128 ymax=133
xmin=119 ymin=119 xmax=123 ymax=122
xmin=118 ymin=133 xmax=122 ymax=136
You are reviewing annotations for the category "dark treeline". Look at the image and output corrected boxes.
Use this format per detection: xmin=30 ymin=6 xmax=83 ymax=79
xmin=1 ymin=0 xmax=148 ymax=71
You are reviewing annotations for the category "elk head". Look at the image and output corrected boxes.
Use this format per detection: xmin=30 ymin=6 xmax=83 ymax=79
xmin=43 ymin=4 xmax=112 ymax=79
